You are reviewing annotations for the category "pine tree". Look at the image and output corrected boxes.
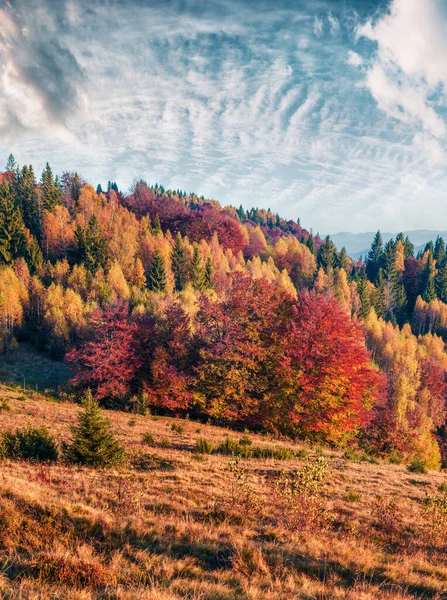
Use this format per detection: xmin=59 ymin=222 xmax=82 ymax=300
xmin=403 ymin=236 xmax=414 ymax=259
xmin=0 ymin=180 xmax=27 ymax=264
xmin=434 ymin=236 xmax=446 ymax=264
xmin=237 ymin=204 xmax=245 ymax=221
xmin=306 ymin=232 xmax=316 ymax=255
xmin=357 ymin=276 xmax=371 ymax=319
xmin=148 ymin=249 xmax=167 ymax=292
xmin=41 ymin=163 xmax=62 ymax=211
xmin=171 ymin=232 xmax=186 ymax=291
xmin=436 ymin=259 xmax=447 ymax=303
xmin=5 ymin=154 xmax=17 ymax=173
xmin=422 ymin=254 xmax=437 ymax=303
xmin=337 ymin=246 xmax=350 ymax=274
xmin=372 ymin=269 xmax=386 ymax=319
xmin=96 ymin=184 xmax=103 ymax=194
xmin=63 ymin=390 xmax=125 ymax=467
xmin=17 ymin=165 xmax=41 ymax=239
xmin=317 ymin=236 xmax=336 ymax=273
xmin=26 ymin=235 xmax=44 ymax=272
xmin=190 ymin=244 xmax=206 ymax=291
xmin=366 ymin=231 xmax=383 ymax=283
xmin=204 ymin=256 xmax=214 ymax=289
xmin=153 ymin=214 xmax=162 ymax=235
xmin=75 ymin=215 xmax=105 ymax=273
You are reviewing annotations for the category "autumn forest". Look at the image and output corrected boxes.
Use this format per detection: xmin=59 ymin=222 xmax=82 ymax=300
xmin=1 ymin=154 xmax=447 ymax=470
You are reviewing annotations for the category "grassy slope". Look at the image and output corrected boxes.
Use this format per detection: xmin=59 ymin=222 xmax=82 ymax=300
xmin=0 ymin=385 xmax=447 ymax=599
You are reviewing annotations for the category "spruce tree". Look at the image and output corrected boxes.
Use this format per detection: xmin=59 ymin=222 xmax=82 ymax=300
xmin=17 ymin=165 xmax=41 ymax=239
xmin=171 ymin=232 xmax=186 ymax=291
xmin=63 ymin=391 xmax=125 ymax=467
xmin=41 ymin=163 xmax=62 ymax=211
xmin=153 ymin=214 xmax=162 ymax=235
xmin=366 ymin=231 xmax=383 ymax=283
xmin=436 ymin=259 xmax=447 ymax=303
xmin=434 ymin=236 xmax=446 ymax=264
xmin=306 ymin=232 xmax=316 ymax=255
xmin=0 ymin=180 xmax=27 ymax=264
xmin=75 ymin=215 xmax=105 ymax=273
xmin=190 ymin=244 xmax=206 ymax=291
xmin=204 ymin=256 xmax=214 ymax=289
xmin=5 ymin=154 xmax=18 ymax=173
xmin=357 ymin=276 xmax=371 ymax=319
xmin=148 ymin=249 xmax=167 ymax=292
xmin=317 ymin=236 xmax=336 ymax=273
xmin=422 ymin=254 xmax=437 ymax=303
xmin=337 ymin=246 xmax=350 ymax=274
xmin=372 ymin=269 xmax=386 ymax=319
xmin=403 ymin=236 xmax=414 ymax=260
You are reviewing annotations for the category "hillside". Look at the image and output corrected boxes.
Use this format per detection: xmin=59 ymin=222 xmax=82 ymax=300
xmin=1 ymin=384 xmax=447 ymax=599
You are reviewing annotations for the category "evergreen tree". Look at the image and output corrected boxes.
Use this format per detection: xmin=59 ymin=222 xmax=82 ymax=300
xmin=337 ymin=246 xmax=350 ymax=274
xmin=153 ymin=214 xmax=162 ymax=234
xmin=422 ymin=254 xmax=437 ymax=303
xmin=366 ymin=231 xmax=383 ymax=283
xmin=26 ymin=235 xmax=44 ymax=272
xmin=75 ymin=215 xmax=106 ymax=273
xmin=148 ymin=249 xmax=167 ymax=292
xmin=306 ymin=232 xmax=316 ymax=255
xmin=436 ymin=259 xmax=447 ymax=303
xmin=190 ymin=244 xmax=206 ymax=291
xmin=5 ymin=153 xmax=17 ymax=173
xmin=204 ymin=256 xmax=214 ymax=289
xmin=63 ymin=390 xmax=125 ymax=467
xmin=403 ymin=236 xmax=414 ymax=260
xmin=317 ymin=236 xmax=336 ymax=273
xmin=434 ymin=236 xmax=446 ymax=264
xmin=372 ymin=269 xmax=386 ymax=319
xmin=0 ymin=180 xmax=27 ymax=264
xmin=96 ymin=184 xmax=103 ymax=194
xmin=357 ymin=276 xmax=371 ymax=319
xmin=41 ymin=163 xmax=62 ymax=211
xmin=17 ymin=165 xmax=41 ymax=239
xmin=171 ymin=232 xmax=186 ymax=291
xmin=237 ymin=204 xmax=245 ymax=221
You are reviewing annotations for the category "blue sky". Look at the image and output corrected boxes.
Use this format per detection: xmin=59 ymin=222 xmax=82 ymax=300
xmin=1 ymin=0 xmax=447 ymax=233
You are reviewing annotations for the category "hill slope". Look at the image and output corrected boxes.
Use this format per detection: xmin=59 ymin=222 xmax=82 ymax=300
xmin=1 ymin=386 xmax=447 ymax=599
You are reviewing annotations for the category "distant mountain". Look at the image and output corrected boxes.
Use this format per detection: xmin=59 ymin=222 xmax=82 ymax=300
xmin=327 ymin=230 xmax=447 ymax=260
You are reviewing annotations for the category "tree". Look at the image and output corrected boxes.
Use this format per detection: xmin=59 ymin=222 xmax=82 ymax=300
xmin=63 ymin=390 xmax=125 ymax=467
xmin=148 ymin=249 xmax=167 ymax=292
xmin=66 ymin=304 xmax=143 ymax=402
xmin=190 ymin=244 xmax=206 ymax=291
xmin=41 ymin=163 xmax=62 ymax=211
xmin=422 ymin=254 xmax=437 ymax=304
xmin=204 ymin=256 xmax=214 ymax=289
xmin=5 ymin=154 xmax=17 ymax=173
xmin=75 ymin=215 xmax=105 ymax=273
xmin=17 ymin=165 xmax=41 ymax=239
xmin=0 ymin=180 xmax=27 ymax=264
xmin=317 ymin=236 xmax=336 ymax=274
xmin=275 ymin=292 xmax=383 ymax=444
xmin=366 ymin=231 xmax=383 ymax=283
xmin=171 ymin=232 xmax=186 ymax=291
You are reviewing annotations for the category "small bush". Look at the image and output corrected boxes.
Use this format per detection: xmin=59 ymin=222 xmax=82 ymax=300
xmin=171 ymin=423 xmax=184 ymax=435
xmin=1 ymin=426 xmax=58 ymax=463
xmin=407 ymin=457 xmax=427 ymax=474
xmin=195 ymin=437 xmax=215 ymax=454
xmin=158 ymin=437 xmax=171 ymax=448
xmin=252 ymin=445 xmax=295 ymax=461
xmin=343 ymin=448 xmax=361 ymax=462
xmin=128 ymin=416 xmax=137 ymax=427
xmin=217 ymin=436 xmax=252 ymax=458
xmin=239 ymin=434 xmax=252 ymax=447
xmin=0 ymin=398 xmax=11 ymax=412
xmin=345 ymin=490 xmax=361 ymax=502
xmin=142 ymin=432 xmax=155 ymax=446
xmin=423 ymin=493 xmax=447 ymax=546
xmin=438 ymin=482 xmax=447 ymax=494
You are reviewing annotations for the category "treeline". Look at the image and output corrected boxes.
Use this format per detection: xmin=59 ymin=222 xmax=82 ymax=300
xmin=1 ymin=154 xmax=447 ymax=469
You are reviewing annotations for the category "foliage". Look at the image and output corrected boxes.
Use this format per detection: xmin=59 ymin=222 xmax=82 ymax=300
xmin=63 ymin=391 xmax=125 ymax=467
xmin=1 ymin=426 xmax=58 ymax=463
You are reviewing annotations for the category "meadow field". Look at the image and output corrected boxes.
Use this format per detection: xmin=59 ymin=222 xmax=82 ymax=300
xmin=0 ymin=384 xmax=447 ymax=599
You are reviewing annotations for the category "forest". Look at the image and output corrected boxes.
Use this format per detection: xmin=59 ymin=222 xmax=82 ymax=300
xmin=1 ymin=153 xmax=447 ymax=469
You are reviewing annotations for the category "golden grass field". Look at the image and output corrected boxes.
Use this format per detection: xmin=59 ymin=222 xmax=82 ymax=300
xmin=1 ymin=384 xmax=447 ymax=599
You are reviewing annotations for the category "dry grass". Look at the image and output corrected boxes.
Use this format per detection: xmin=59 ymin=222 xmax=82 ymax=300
xmin=1 ymin=385 xmax=447 ymax=599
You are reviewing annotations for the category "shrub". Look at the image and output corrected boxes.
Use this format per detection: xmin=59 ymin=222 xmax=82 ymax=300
xmin=343 ymin=448 xmax=361 ymax=462
xmin=438 ymin=482 xmax=447 ymax=494
xmin=423 ymin=493 xmax=447 ymax=546
xmin=63 ymin=391 xmax=125 ymax=468
xmin=1 ymin=426 xmax=58 ymax=463
xmin=217 ymin=436 xmax=252 ymax=458
xmin=142 ymin=432 xmax=155 ymax=446
xmin=252 ymin=445 xmax=295 ymax=461
xmin=0 ymin=398 xmax=11 ymax=412
xmin=407 ymin=457 xmax=427 ymax=474
xmin=345 ymin=490 xmax=361 ymax=502
xmin=171 ymin=423 xmax=184 ymax=435
xmin=239 ymin=434 xmax=252 ymax=447
xmin=272 ymin=457 xmax=330 ymax=532
xmin=195 ymin=437 xmax=215 ymax=454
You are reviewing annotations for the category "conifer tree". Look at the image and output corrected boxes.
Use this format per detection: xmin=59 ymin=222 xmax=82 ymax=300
xmin=306 ymin=232 xmax=316 ymax=255
xmin=63 ymin=390 xmax=125 ymax=467
xmin=366 ymin=231 xmax=383 ymax=283
xmin=17 ymin=165 xmax=41 ymax=239
xmin=190 ymin=244 xmax=206 ymax=291
xmin=403 ymin=235 xmax=414 ymax=259
xmin=317 ymin=236 xmax=336 ymax=273
xmin=148 ymin=249 xmax=167 ymax=292
xmin=436 ymin=259 xmax=447 ymax=303
xmin=422 ymin=254 xmax=437 ymax=303
xmin=75 ymin=215 xmax=105 ymax=273
xmin=204 ymin=256 xmax=214 ymax=289
xmin=357 ymin=276 xmax=371 ymax=319
xmin=171 ymin=232 xmax=186 ymax=291
xmin=372 ymin=269 xmax=386 ymax=319
xmin=337 ymin=246 xmax=350 ymax=274
xmin=5 ymin=153 xmax=17 ymax=173
xmin=0 ymin=180 xmax=27 ymax=264
xmin=96 ymin=184 xmax=103 ymax=194
xmin=41 ymin=163 xmax=62 ymax=211
xmin=153 ymin=214 xmax=162 ymax=234
xmin=434 ymin=236 xmax=446 ymax=264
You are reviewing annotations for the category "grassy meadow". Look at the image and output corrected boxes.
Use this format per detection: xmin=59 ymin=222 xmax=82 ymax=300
xmin=0 ymin=384 xmax=447 ymax=599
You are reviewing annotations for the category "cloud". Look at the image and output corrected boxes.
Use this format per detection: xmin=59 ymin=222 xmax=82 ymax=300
xmin=327 ymin=12 xmax=339 ymax=36
xmin=357 ymin=0 xmax=447 ymax=151
xmin=346 ymin=50 xmax=362 ymax=67
xmin=313 ymin=17 xmax=323 ymax=37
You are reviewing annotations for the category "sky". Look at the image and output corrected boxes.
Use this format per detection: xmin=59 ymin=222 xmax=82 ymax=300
xmin=1 ymin=0 xmax=447 ymax=234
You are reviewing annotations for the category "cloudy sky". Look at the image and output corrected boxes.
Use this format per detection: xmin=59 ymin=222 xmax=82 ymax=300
xmin=1 ymin=0 xmax=447 ymax=233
